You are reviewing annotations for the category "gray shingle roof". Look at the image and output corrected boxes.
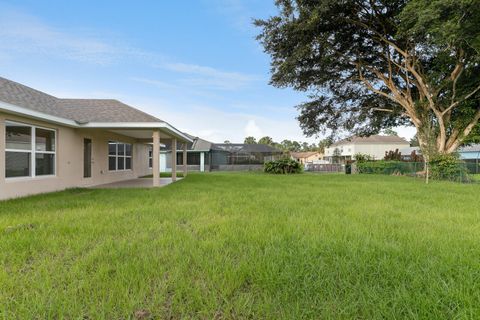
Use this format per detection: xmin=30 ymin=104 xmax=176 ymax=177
xmin=192 ymin=137 xmax=213 ymax=151
xmin=183 ymin=133 xmax=213 ymax=151
xmin=0 ymin=77 xmax=162 ymax=123
xmin=332 ymin=135 xmax=408 ymax=146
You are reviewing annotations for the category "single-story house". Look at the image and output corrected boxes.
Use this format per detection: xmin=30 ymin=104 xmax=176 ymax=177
xmin=0 ymin=77 xmax=191 ymax=200
xmin=458 ymin=144 xmax=480 ymax=161
xmin=399 ymin=144 xmax=480 ymax=159
xmin=401 ymin=144 xmax=480 ymax=174
xmin=159 ymin=134 xmax=212 ymax=172
xmin=290 ymin=151 xmax=323 ymax=164
xmin=398 ymin=146 xmax=423 ymax=161
xmin=209 ymin=143 xmax=283 ymax=171
xmin=458 ymin=144 xmax=480 ymax=174
xmin=324 ymin=135 xmax=410 ymax=163
xmin=160 ymin=139 xmax=283 ymax=172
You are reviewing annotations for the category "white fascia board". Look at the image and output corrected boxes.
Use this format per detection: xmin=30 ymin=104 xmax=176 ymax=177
xmin=83 ymin=122 xmax=192 ymax=142
xmin=80 ymin=122 xmax=167 ymax=128
xmin=0 ymin=101 xmax=192 ymax=142
xmin=0 ymin=100 xmax=78 ymax=127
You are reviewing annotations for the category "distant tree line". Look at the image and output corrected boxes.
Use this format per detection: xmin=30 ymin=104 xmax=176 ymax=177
xmin=243 ymin=136 xmax=331 ymax=153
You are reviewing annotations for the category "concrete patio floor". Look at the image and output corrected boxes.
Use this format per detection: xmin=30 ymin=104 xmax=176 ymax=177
xmin=92 ymin=177 xmax=182 ymax=189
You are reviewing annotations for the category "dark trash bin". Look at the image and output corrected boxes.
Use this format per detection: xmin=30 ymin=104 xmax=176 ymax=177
xmin=345 ymin=163 xmax=351 ymax=174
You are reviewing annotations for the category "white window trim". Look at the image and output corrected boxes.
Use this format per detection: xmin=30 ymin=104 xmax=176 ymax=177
xmin=5 ymin=120 xmax=57 ymax=180
xmin=108 ymin=141 xmax=133 ymax=172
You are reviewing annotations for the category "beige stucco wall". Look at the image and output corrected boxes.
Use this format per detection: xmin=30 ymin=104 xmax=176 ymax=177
xmin=0 ymin=113 xmax=153 ymax=200
xmin=352 ymin=143 xmax=409 ymax=160
xmin=324 ymin=142 xmax=410 ymax=160
xmin=304 ymin=153 xmax=322 ymax=163
xmin=292 ymin=153 xmax=323 ymax=164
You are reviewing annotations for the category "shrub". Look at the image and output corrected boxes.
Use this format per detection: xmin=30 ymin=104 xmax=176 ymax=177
xmin=353 ymin=153 xmax=372 ymax=163
xmin=357 ymin=160 xmax=424 ymax=175
xmin=410 ymin=150 xmax=423 ymax=162
xmin=384 ymin=149 xmax=402 ymax=161
xmin=264 ymin=158 xmax=303 ymax=174
xmin=429 ymin=154 xmax=470 ymax=182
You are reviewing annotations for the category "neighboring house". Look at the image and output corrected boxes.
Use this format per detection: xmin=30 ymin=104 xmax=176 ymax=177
xmin=399 ymin=144 xmax=480 ymax=160
xmin=209 ymin=143 xmax=283 ymax=171
xmin=398 ymin=146 xmax=422 ymax=161
xmin=160 ymin=141 xmax=283 ymax=172
xmin=459 ymin=144 xmax=480 ymax=174
xmin=401 ymin=144 xmax=480 ymax=174
xmin=290 ymin=151 xmax=323 ymax=164
xmin=0 ymin=77 xmax=191 ymax=200
xmin=324 ymin=135 xmax=410 ymax=163
xmin=458 ymin=144 xmax=480 ymax=161
xmin=160 ymin=135 xmax=212 ymax=172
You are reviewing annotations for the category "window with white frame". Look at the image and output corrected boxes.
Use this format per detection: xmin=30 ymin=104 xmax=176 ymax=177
xmin=5 ymin=121 xmax=56 ymax=178
xmin=108 ymin=141 xmax=132 ymax=171
xmin=148 ymin=146 xmax=153 ymax=169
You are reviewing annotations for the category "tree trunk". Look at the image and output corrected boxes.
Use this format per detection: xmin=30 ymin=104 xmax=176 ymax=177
xmin=416 ymin=129 xmax=435 ymax=184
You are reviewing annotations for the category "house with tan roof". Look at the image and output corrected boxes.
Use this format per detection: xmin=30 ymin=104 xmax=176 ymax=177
xmin=324 ymin=135 xmax=410 ymax=163
xmin=0 ymin=77 xmax=192 ymax=200
xmin=290 ymin=151 xmax=323 ymax=164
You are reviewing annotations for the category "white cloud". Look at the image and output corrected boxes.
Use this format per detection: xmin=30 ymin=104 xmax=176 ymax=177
xmin=0 ymin=6 xmax=121 ymax=64
xmin=0 ymin=4 xmax=316 ymax=144
xmin=0 ymin=4 xmax=260 ymax=92
xmin=244 ymin=119 xmax=263 ymax=138
xmin=161 ymin=62 xmax=258 ymax=90
xmin=128 ymin=100 xmax=316 ymax=143
xmin=205 ymin=0 xmax=254 ymax=33
xmin=130 ymin=77 xmax=178 ymax=90
xmin=395 ymin=126 xmax=416 ymax=141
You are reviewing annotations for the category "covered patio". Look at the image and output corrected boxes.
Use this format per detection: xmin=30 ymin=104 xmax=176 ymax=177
xmin=84 ymin=123 xmax=192 ymax=187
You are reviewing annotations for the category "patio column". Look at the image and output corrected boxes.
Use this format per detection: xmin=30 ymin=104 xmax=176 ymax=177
xmin=183 ymin=143 xmax=188 ymax=177
xmin=200 ymin=152 xmax=205 ymax=172
xmin=152 ymin=130 xmax=160 ymax=187
xmin=171 ymin=138 xmax=177 ymax=182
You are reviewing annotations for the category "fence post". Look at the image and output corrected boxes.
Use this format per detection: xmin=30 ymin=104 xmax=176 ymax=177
xmin=425 ymin=159 xmax=429 ymax=184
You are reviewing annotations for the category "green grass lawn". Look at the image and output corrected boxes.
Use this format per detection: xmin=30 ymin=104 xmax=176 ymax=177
xmin=1 ymin=173 xmax=480 ymax=319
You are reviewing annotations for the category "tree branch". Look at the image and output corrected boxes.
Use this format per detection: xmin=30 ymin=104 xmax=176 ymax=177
xmin=442 ymin=83 xmax=480 ymax=116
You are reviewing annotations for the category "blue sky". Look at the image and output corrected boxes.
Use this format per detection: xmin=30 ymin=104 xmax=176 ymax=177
xmin=0 ymin=0 xmax=415 ymax=143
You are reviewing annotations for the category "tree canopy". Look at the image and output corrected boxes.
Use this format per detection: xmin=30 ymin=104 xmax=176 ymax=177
xmin=258 ymin=136 xmax=275 ymax=145
xmin=244 ymin=136 xmax=257 ymax=144
xmin=256 ymin=0 xmax=480 ymax=157
xmin=242 ymin=136 xmax=328 ymax=152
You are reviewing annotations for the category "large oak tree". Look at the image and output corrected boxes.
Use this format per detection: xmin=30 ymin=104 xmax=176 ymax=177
xmin=256 ymin=0 xmax=480 ymax=158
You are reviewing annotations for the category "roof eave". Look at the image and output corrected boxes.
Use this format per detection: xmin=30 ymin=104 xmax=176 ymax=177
xmin=0 ymin=100 xmax=79 ymax=127
xmin=0 ymin=100 xmax=192 ymax=142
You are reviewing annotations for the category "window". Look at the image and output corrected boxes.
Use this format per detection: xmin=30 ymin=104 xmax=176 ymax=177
xmin=148 ymin=146 xmax=153 ymax=168
xmin=108 ymin=141 xmax=132 ymax=171
xmin=5 ymin=121 xmax=56 ymax=178
xmin=84 ymin=138 xmax=92 ymax=178
xmin=176 ymin=152 xmax=200 ymax=165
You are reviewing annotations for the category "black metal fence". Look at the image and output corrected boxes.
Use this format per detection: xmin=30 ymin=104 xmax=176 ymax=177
xmin=305 ymin=163 xmax=345 ymax=173
xmin=209 ymin=150 xmax=283 ymax=171
xmin=356 ymin=161 xmax=480 ymax=183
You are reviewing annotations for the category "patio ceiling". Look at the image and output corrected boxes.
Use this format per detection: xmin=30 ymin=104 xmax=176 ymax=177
xmin=108 ymin=129 xmax=180 ymax=140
